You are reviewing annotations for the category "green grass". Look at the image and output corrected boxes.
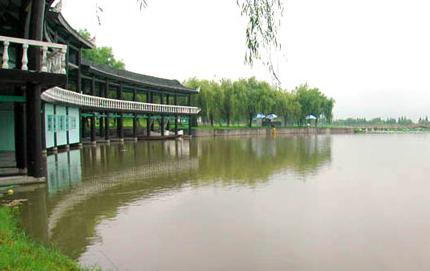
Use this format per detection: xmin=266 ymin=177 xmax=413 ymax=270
xmin=0 ymin=206 xmax=96 ymax=271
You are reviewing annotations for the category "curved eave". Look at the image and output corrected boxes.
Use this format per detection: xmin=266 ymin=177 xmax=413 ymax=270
xmin=49 ymin=11 xmax=95 ymax=49
xmin=85 ymin=65 xmax=199 ymax=95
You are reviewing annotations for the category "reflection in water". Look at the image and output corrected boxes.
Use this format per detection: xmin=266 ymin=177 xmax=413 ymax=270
xmin=19 ymin=135 xmax=332 ymax=268
xmin=194 ymin=136 xmax=331 ymax=185
xmin=47 ymin=150 xmax=82 ymax=195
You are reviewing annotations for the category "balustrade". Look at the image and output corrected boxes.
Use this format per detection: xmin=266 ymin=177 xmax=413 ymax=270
xmin=42 ymin=87 xmax=201 ymax=115
xmin=0 ymin=35 xmax=67 ymax=74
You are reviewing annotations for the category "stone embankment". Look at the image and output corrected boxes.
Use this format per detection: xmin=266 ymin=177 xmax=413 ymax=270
xmin=192 ymin=127 xmax=355 ymax=137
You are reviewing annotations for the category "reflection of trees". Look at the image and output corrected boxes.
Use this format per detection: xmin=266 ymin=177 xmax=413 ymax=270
xmin=193 ymin=136 xmax=331 ymax=185
xmin=21 ymin=135 xmax=331 ymax=259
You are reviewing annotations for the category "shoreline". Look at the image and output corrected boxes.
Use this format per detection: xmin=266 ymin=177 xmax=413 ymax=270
xmin=0 ymin=206 xmax=93 ymax=271
xmin=192 ymin=127 xmax=355 ymax=137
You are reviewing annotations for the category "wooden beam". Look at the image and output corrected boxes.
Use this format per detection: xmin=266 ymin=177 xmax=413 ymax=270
xmin=0 ymin=69 xmax=67 ymax=87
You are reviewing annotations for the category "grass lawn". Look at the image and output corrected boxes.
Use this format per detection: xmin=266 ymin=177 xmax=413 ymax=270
xmin=0 ymin=206 xmax=96 ymax=271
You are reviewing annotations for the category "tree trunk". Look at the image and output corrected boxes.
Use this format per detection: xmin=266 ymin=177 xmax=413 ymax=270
xmin=248 ymin=113 xmax=253 ymax=127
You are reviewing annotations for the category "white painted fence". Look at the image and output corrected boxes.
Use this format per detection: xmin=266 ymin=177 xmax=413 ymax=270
xmin=0 ymin=35 xmax=67 ymax=74
xmin=42 ymin=87 xmax=201 ymax=115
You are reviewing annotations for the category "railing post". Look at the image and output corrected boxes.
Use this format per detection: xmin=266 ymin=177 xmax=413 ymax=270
xmin=2 ymin=40 xmax=9 ymax=69
xmin=60 ymin=47 xmax=67 ymax=74
xmin=21 ymin=43 xmax=29 ymax=71
xmin=40 ymin=46 xmax=48 ymax=72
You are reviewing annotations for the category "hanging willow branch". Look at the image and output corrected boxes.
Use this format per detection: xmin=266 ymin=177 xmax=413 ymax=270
xmin=237 ymin=0 xmax=284 ymax=64
xmin=237 ymin=0 xmax=284 ymax=83
xmin=136 ymin=0 xmax=147 ymax=10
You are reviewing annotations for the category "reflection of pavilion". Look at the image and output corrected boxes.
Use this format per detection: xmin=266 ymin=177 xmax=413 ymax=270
xmin=19 ymin=136 xmax=333 ymax=259
xmin=46 ymin=141 xmax=198 ymax=240
xmin=47 ymin=150 xmax=82 ymax=194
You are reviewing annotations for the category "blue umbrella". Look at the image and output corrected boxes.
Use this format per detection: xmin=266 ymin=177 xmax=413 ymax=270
xmin=255 ymin=113 xmax=266 ymax=119
xmin=305 ymin=115 xmax=317 ymax=120
xmin=267 ymin=113 xmax=278 ymax=120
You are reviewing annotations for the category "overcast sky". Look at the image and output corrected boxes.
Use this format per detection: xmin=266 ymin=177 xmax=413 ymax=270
xmin=61 ymin=0 xmax=430 ymax=120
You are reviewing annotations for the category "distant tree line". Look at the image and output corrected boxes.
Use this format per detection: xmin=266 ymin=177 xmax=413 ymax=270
xmin=332 ymin=117 xmax=420 ymax=127
xmin=184 ymin=78 xmax=334 ymax=127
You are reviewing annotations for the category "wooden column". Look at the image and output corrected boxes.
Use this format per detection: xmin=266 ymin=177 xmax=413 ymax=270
xmin=132 ymin=89 xmax=137 ymax=138
xmin=187 ymin=94 xmax=192 ymax=136
xmin=26 ymin=0 xmax=45 ymax=177
xmin=160 ymin=94 xmax=165 ymax=136
xmin=117 ymin=84 xmax=124 ymax=139
xmin=99 ymin=85 xmax=106 ymax=137
xmin=80 ymin=81 xmax=86 ymax=139
xmin=26 ymin=83 xmax=44 ymax=177
xmin=90 ymin=77 xmax=96 ymax=143
xmin=147 ymin=92 xmax=152 ymax=137
xmin=165 ymin=94 xmax=170 ymax=130
xmin=174 ymin=94 xmax=178 ymax=135
xmin=104 ymin=80 xmax=110 ymax=141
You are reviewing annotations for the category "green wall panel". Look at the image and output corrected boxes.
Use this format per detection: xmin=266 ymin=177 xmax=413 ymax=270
xmin=0 ymin=103 xmax=15 ymax=151
xmin=68 ymin=107 xmax=80 ymax=144
xmin=55 ymin=105 xmax=68 ymax=146
xmin=44 ymin=104 xmax=80 ymax=148
xmin=45 ymin=104 xmax=55 ymax=148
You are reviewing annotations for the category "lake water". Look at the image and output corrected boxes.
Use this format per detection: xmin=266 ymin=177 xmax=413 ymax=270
xmin=17 ymin=134 xmax=430 ymax=271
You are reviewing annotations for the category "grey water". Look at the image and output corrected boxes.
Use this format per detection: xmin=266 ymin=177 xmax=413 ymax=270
xmin=16 ymin=134 xmax=430 ymax=271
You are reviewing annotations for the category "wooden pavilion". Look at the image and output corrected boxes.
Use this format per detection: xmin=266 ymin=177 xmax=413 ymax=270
xmin=0 ymin=0 xmax=200 ymax=178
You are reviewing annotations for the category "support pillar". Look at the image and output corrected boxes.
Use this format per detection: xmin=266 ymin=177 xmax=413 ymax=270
xmin=104 ymin=80 xmax=110 ymax=141
xmin=187 ymin=94 xmax=192 ymax=136
xmin=81 ymin=117 xmax=86 ymax=139
xmin=104 ymin=113 xmax=110 ymax=141
xmin=26 ymin=83 xmax=44 ymax=177
xmin=174 ymin=94 xmax=178 ymax=135
xmin=160 ymin=94 xmax=164 ymax=136
xmin=25 ymin=0 xmax=45 ymax=177
xmin=147 ymin=118 xmax=151 ymax=137
xmin=117 ymin=84 xmax=124 ymax=140
xmin=147 ymin=92 xmax=153 ymax=137
xmin=99 ymin=115 xmax=104 ymax=137
xmin=90 ymin=77 xmax=96 ymax=143
xmin=165 ymin=94 xmax=170 ymax=131
xmin=90 ymin=114 xmax=96 ymax=144
xmin=175 ymin=115 xmax=178 ymax=135
xmin=188 ymin=115 xmax=192 ymax=136
xmin=133 ymin=115 xmax=138 ymax=138
xmin=132 ymin=89 xmax=137 ymax=139
xmin=161 ymin=116 xmax=165 ymax=136
xmin=117 ymin=115 xmax=124 ymax=139
xmin=99 ymin=82 xmax=105 ymax=137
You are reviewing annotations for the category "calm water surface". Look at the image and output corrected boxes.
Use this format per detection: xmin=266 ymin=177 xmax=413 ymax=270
xmin=16 ymin=134 xmax=430 ymax=271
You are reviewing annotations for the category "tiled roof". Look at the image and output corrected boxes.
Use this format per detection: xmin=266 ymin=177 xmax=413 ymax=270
xmin=81 ymin=59 xmax=198 ymax=94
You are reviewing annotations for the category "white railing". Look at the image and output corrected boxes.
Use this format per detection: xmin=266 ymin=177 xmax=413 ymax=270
xmin=42 ymin=86 xmax=201 ymax=115
xmin=0 ymin=35 xmax=67 ymax=74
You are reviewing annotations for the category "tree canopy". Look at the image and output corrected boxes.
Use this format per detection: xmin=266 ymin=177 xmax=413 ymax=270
xmin=78 ymin=29 xmax=126 ymax=70
xmin=184 ymin=78 xmax=334 ymax=127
